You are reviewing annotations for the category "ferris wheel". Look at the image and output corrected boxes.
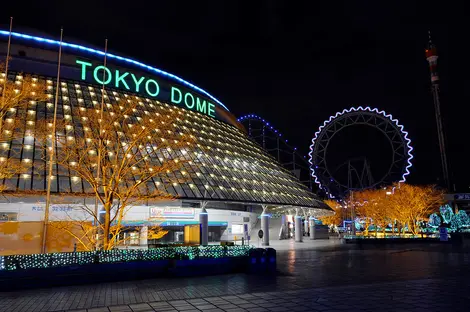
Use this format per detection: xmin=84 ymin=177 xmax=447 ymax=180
xmin=308 ymin=107 xmax=413 ymax=198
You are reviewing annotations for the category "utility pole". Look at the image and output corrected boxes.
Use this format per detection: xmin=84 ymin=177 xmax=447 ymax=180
xmin=42 ymin=28 xmax=63 ymax=254
xmin=425 ymin=31 xmax=452 ymax=191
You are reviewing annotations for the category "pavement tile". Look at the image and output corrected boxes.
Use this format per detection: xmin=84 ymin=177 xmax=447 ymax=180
xmin=225 ymin=300 xmax=249 ymax=305
xmin=171 ymin=306 xmax=196 ymax=311
xmin=129 ymin=303 xmax=153 ymax=311
xmin=108 ymin=305 xmax=133 ymax=312
xmin=186 ymin=299 xmax=207 ymax=304
xmin=266 ymin=308 xmax=286 ymax=312
xmin=214 ymin=304 xmax=238 ymax=309
xmin=149 ymin=302 xmax=173 ymax=308
xmin=237 ymin=303 xmax=259 ymax=309
xmin=192 ymin=304 xmax=216 ymax=310
xmin=168 ymin=301 xmax=189 ymax=306
xmin=219 ymin=296 xmax=240 ymax=300
xmin=257 ymin=303 xmax=278 ymax=308
xmin=236 ymin=294 xmax=256 ymax=299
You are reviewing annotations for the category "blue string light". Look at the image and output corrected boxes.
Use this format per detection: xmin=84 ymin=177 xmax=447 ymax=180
xmin=0 ymin=30 xmax=229 ymax=112
xmin=238 ymin=114 xmax=299 ymax=150
xmin=308 ymin=106 xmax=414 ymax=192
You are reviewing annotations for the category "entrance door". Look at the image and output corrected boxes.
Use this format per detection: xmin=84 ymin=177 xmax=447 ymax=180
xmin=174 ymin=231 xmax=184 ymax=242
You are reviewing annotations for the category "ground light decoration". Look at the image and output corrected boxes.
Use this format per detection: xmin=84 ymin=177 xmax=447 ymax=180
xmin=439 ymin=204 xmax=454 ymax=224
xmin=0 ymin=30 xmax=229 ymax=112
xmin=426 ymin=205 xmax=470 ymax=233
xmin=0 ymin=246 xmax=254 ymax=271
xmin=452 ymin=210 xmax=470 ymax=231
xmin=308 ymin=106 xmax=414 ymax=198
xmin=428 ymin=213 xmax=441 ymax=228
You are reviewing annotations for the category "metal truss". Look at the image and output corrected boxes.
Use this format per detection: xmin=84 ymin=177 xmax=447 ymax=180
xmin=238 ymin=115 xmax=315 ymax=191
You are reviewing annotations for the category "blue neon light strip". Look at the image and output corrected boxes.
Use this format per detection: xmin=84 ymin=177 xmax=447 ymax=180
xmin=0 ymin=30 xmax=229 ymax=112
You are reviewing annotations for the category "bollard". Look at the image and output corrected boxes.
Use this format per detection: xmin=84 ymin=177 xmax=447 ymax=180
xmin=309 ymin=216 xmax=316 ymax=240
xmin=248 ymin=248 xmax=261 ymax=274
xmin=256 ymin=248 xmax=266 ymax=271
xmin=295 ymin=216 xmax=303 ymax=242
xmin=265 ymin=248 xmax=276 ymax=273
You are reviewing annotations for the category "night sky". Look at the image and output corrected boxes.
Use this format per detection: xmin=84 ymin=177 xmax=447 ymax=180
xmin=1 ymin=1 xmax=469 ymax=192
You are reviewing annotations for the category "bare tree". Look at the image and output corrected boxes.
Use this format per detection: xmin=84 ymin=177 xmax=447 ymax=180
xmin=351 ymin=189 xmax=377 ymax=236
xmin=387 ymin=183 xmax=443 ymax=235
xmin=351 ymin=184 xmax=443 ymax=236
xmin=36 ymin=95 xmax=197 ymax=250
xmin=320 ymin=200 xmax=344 ymax=228
xmin=0 ymin=63 xmax=48 ymax=192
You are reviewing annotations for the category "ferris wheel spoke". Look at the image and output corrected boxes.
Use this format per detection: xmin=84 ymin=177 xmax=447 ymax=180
xmin=309 ymin=106 xmax=413 ymax=198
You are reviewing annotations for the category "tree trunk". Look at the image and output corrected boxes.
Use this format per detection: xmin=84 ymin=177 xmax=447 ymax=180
xmin=0 ymin=116 xmax=3 ymax=139
xmin=103 ymin=203 xmax=111 ymax=250
xmin=409 ymin=219 xmax=417 ymax=236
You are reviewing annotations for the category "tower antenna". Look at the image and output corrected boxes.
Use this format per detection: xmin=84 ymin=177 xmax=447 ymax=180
xmin=425 ymin=31 xmax=452 ymax=191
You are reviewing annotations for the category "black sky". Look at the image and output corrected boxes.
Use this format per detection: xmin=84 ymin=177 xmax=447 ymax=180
xmin=1 ymin=1 xmax=469 ymax=192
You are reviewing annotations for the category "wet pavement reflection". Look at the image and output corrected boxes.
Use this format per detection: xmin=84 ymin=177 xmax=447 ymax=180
xmin=276 ymin=242 xmax=470 ymax=288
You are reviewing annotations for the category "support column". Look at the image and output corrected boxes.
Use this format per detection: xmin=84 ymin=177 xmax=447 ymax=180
xmin=199 ymin=208 xmax=208 ymax=246
xmin=261 ymin=211 xmax=270 ymax=246
xmin=139 ymin=226 xmax=148 ymax=248
xmin=295 ymin=209 xmax=302 ymax=242
xmin=309 ymin=216 xmax=316 ymax=240
xmin=304 ymin=219 xmax=308 ymax=236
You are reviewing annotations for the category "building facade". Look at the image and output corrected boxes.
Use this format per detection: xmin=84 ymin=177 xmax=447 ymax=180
xmin=0 ymin=30 xmax=331 ymax=255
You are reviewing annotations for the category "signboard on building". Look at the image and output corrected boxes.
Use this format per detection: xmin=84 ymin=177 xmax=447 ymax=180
xmin=149 ymin=207 xmax=195 ymax=219
xmin=76 ymin=59 xmax=217 ymax=118
xmin=454 ymin=194 xmax=470 ymax=201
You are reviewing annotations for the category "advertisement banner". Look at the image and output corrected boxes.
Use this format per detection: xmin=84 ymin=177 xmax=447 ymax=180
xmin=149 ymin=207 xmax=195 ymax=219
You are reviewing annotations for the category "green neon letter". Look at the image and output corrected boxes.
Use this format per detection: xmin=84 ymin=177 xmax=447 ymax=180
xmin=196 ymin=98 xmax=207 ymax=114
xmin=208 ymin=102 xmax=215 ymax=117
xmin=171 ymin=87 xmax=182 ymax=104
xmin=145 ymin=79 xmax=160 ymax=97
xmin=115 ymin=70 xmax=130 ymax=90
xmin=76 ymin=60 xmax=92 ymax=80
xmin=131 ymin=74 xmax=145 ymax=92
xmin=184 ymin=93 xmax=195 ymax=109
xmin=93 ymin=66 xmax=112 ymax=85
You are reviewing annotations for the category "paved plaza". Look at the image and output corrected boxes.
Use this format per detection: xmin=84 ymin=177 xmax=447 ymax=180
xmin=1 ymin=239 xmax=469 ymax=311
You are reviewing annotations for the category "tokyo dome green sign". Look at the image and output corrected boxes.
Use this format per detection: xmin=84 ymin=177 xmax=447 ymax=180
xmin=76 ymin=59 xmax=216 ymax=118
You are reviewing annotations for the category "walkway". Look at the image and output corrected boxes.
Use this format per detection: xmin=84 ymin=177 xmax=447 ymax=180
xmin=72 ymin=278 xmax=465 ymax=312
xmin=0 ymin=239 xmax=469 ymax=311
